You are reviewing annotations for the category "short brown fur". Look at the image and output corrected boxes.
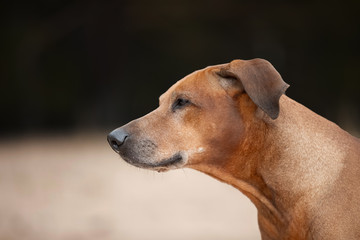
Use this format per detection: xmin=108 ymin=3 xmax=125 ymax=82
xmin=108 ymin=58 xmax=360 ymax=240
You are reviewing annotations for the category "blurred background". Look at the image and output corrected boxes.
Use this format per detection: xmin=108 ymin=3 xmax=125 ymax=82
xmin=0 ymin=0 xmax=359 ymax=239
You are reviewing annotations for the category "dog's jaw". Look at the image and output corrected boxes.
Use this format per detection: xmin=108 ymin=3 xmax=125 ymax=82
xmin=119 ymin=151 xmax=189 ymax=172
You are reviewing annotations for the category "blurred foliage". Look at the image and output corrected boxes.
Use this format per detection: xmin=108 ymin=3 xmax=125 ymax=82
xmin=1 ymin=0 xmax=359 ymax=135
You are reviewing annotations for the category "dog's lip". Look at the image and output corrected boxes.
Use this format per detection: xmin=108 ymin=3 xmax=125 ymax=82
xmin=153 ymin=153 xmax=184 ymax=168
xmin=128 ymin=152 xmax=185 ymax=172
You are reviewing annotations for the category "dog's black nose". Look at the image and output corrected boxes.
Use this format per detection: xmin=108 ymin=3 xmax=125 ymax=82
xmin=107 ymin=128 xmax=129 ymax=153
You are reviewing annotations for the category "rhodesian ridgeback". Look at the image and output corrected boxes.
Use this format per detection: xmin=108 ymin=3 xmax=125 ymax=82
xmin=107 ymin=58 xmax=360 ymax=240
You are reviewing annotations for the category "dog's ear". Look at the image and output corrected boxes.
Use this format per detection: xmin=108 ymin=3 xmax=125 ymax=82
xmin=216 ymin=58 xmax=289 ymax=120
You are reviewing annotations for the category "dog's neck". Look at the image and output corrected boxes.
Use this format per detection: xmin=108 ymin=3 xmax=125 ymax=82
xmin=189 ymin=141 xmax=291 ymax=240
xmin=190 ymin=163 xmax=288 ymax=239
xmin=189 ymin=96 xmax=348 ymax=239
xmin=189 ymin=111 xmax=291 ymax=239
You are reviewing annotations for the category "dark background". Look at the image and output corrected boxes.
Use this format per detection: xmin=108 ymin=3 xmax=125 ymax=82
xmin=1 ymin=0 xmax=360 ymax=136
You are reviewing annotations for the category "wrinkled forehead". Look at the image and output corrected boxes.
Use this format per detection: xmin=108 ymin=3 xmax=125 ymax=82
xmin=159 ymin=64 xmax=226 ymax=103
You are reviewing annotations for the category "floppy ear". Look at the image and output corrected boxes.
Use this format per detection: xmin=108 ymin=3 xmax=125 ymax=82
xmin=216 ymin=58 xmax=289 ymax=120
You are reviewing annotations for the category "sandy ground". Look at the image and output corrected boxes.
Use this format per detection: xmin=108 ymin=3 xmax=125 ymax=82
xmin=0 ymin=133 xmax=260 ymax=240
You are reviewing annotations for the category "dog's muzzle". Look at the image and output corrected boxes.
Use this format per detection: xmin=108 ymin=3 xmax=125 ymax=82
xmin=107 ymin=127 xmax=186 ymax=171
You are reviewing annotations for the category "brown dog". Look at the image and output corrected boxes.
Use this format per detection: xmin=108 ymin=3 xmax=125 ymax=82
xmin=107 ymin=59 xmax=360 ymax=240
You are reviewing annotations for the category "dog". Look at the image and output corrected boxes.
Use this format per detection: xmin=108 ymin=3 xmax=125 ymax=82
xmin=107 ymin=58 xmax=360 ymax=240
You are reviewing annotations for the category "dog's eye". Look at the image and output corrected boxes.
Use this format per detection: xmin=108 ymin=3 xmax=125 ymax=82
xmin=172 ymin=98 xmax=190 ymax=111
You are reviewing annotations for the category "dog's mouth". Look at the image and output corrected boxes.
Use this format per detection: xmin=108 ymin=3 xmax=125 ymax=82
xmin=124 ymin=152 xmax=186 ymax=172
xmin=108 ymin=133 xmax=188 ymax=172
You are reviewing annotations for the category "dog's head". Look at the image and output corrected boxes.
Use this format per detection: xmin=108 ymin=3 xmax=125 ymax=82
xmin=108 ymin=59 xmax=288 ymax=172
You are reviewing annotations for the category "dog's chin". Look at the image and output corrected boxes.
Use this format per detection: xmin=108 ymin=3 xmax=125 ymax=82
xmin=121 ymin=152 xmax=187 ymax=172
